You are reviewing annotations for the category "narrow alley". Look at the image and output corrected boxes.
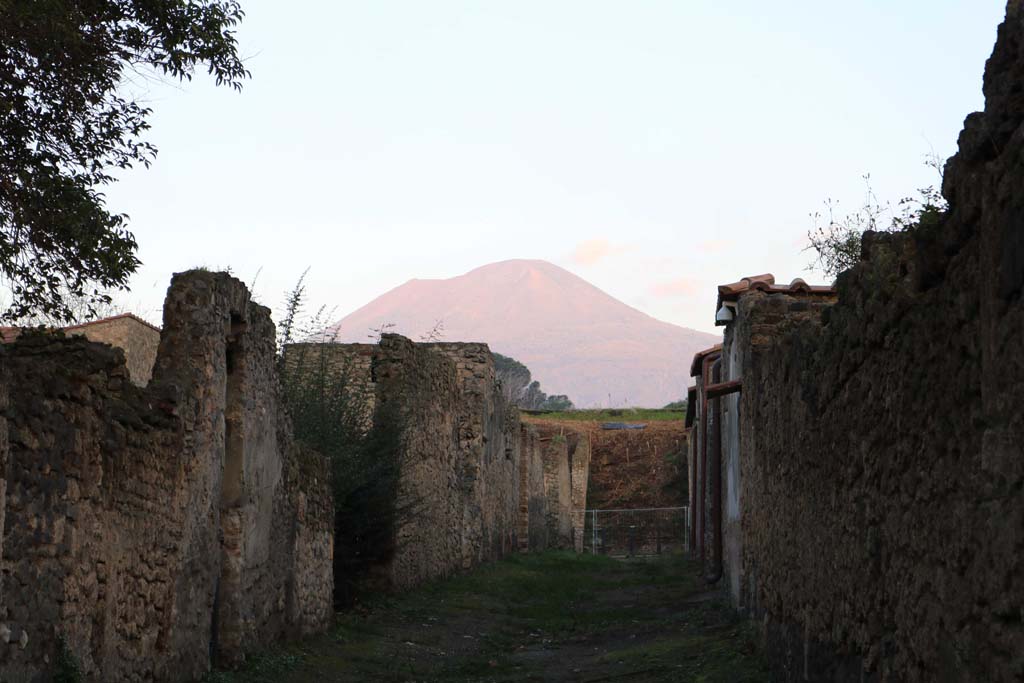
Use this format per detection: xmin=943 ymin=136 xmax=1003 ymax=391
xmin=207 ymin=552 xmax=767 ymax=683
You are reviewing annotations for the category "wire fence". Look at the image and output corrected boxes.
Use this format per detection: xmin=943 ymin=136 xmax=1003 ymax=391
xmin=583 ymin=506 xmax=690 ymax=557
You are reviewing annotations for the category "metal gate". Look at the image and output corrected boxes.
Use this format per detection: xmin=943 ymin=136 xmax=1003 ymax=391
xmin=584 ymin=506 xmax=690 ymax=556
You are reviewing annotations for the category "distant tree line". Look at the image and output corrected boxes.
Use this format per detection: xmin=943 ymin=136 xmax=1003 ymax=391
xmin=493 ymin=353 xmax=573 ymax=411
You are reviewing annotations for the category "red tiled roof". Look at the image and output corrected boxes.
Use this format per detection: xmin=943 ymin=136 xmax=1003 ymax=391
xmin=716 ymin=273 xmax=835 ymax=325
xmin=717 ymin=274 xmax=775 ymax=297
xmin=689 ymin=343 xmax=722 ymax=377
xmin=717 ymin=274 xmax=833 ymax=302
xmin=62 ymin=312 xmax=161 ymax=334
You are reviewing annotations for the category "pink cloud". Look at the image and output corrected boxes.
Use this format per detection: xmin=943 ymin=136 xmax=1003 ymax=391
xmin=651 ymin=277 xmax=700 ymax=298
xmin=571 ymin=239 xmax=612 ymax=266
xmin=696 ymin=239 xmax=734 ymax=253
xmin=571 ymin=238 xmax=633 ymax=266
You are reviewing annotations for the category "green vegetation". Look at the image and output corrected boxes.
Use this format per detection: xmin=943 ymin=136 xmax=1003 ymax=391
xmin=493 ymin=352 xmax=575 ymax=411
xmin=205 ymin=552 xmax=767 ymax=682
xmin=806 ymin=160 xmax=948 ymax=279
xmin=662 ymin=399 xmax=688 ymax=411
xmin=277 ymin=272 xmax=409 ymax=607
xmin=54 ymin=635 xmax=83 ymax=683
xmin=0 ymin=1 xmax=248 ymax=322
xmin=527 ymin=407 xmax=686 ymax=422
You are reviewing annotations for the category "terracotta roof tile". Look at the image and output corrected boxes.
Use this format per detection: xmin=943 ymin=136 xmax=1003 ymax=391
xmin=717 ymin=274 xmax=775 ymax=298
xmin=689 ymin=343 xmax=722 ymax=377
xmin=716 ymin=273 xmax=835 ymax=325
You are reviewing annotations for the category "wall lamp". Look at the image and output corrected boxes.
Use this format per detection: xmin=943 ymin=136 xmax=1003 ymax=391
xmin=715 ymin=303 xmax=735 ymax=324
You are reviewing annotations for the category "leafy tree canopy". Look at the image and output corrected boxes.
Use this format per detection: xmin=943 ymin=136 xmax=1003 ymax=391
xmin=494 ymin=353 xmax=574 ymax=411
xmin=539 ymin=394 xmax=573 ymax=411
xmin=493 ymin=352 xmax=532 ymax=403
xmin=0 ymin=0 xmax=249 ymax=322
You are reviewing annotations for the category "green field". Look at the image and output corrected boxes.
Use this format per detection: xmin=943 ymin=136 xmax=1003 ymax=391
xmin=205 ymin=552 xmax=765 ymax=683
xmin=523 ymin=408 xmax=686 ymax=422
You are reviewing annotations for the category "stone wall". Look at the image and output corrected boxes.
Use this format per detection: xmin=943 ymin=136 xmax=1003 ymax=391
xmin=301 ymin=336 xmax=528 ymax=590
xmin=697 ymin=5 xmax=1024 ymax=680
xmin=370 ymin=335 xmax=461 ymax=589
xmin=285 ymin=337 xmax=586 ymax=589
xmin=565 ymin=430 xmax=591 ymax=553
xmin=517 ymin=424 xmax=549 ymax=552
xmin=64 ymin=314 xmax=161 ymax=386
xmin=711 ymin=291 xmax=833 ymax=608
xmin=0 ymin=271 xmax=333 ymax=681
xmin=427 ymin=343 xmax=521 ymax=568
xmin=537 ymin=428 xmax=572 ymax=548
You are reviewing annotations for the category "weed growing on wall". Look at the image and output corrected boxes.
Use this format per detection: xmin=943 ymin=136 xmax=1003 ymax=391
xmin=806 ymin=156 xmax=948 ymax=279
xmin=277 ymin=271 xmax=410 ymax=607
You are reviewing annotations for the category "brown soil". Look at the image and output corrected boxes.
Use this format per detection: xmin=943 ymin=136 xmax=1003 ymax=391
xmin=525 ymin=418 xmax=687 ymax=510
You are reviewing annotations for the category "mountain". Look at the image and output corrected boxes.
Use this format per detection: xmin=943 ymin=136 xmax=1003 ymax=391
xmin=325 ymin=259 xmax=720 ymax=408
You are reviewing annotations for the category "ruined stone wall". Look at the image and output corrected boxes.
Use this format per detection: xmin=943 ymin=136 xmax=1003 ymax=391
xmin=0 ymin=336 xmax=185 ymax=679
xmin=427 ymin=343 xmax=520 ymax=568
xmin=535 ymin=425 xmax=574 ymax=549
xmin=365 ymin=336 xmax=523 ymax=589
xmin=517 ymin=424 xmax=549 ymax=552
xmin=565 ymin=431 xmax=591 ymax=553
xmin=0 ymin=272 xmax=333 ymax=681
xmin=291 ymin=337 xmax=539 ymax=589
xmin=724 ymin=7 xmax=1024 ymax=680
xmin=372 ymin=335 xmax=461 ymax=588
xmin=65 ymin=315 xmax=161 ymax=386
xmin=280 ymin=339 xmax=594 ymax=573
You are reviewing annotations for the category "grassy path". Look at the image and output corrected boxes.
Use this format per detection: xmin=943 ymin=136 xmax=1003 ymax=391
xmin=207 ymin=552 xmax=768 ymax=682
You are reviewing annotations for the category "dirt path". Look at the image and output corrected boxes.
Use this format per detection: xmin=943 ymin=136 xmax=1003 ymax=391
xmin=207 ymin=553 xmax=768 ymax=683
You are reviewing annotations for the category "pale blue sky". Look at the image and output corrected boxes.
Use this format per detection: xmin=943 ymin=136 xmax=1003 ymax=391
xmin=107 ymin=1 xmax=1006 ymax=333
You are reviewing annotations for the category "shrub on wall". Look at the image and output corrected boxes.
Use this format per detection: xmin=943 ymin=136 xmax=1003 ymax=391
xmin=806 ymin=163 xmax=947 ymax=279
xmin=276 ymin=272 xmax=409 ymax=607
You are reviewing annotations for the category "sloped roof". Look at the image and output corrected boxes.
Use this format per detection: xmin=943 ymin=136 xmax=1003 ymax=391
xmin=717 ymin=274 xmax=834 ymax=301
xmin=0 ymin=313 xmax=161 ymax=345
xmin=716 ymin=273 xmax=835 ymax=326
xmin=689 ymin=343 xmax=722 ymax=377
xmin=63 ymin=312 xmax=161 ymax=334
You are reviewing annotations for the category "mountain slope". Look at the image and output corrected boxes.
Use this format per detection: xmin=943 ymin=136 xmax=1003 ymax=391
xmin=326 ymin=259 xmax=719 ymax=408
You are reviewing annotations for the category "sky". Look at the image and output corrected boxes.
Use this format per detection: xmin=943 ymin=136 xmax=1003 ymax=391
xmin=104 ymin=0 xmax=1007 ymax=333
